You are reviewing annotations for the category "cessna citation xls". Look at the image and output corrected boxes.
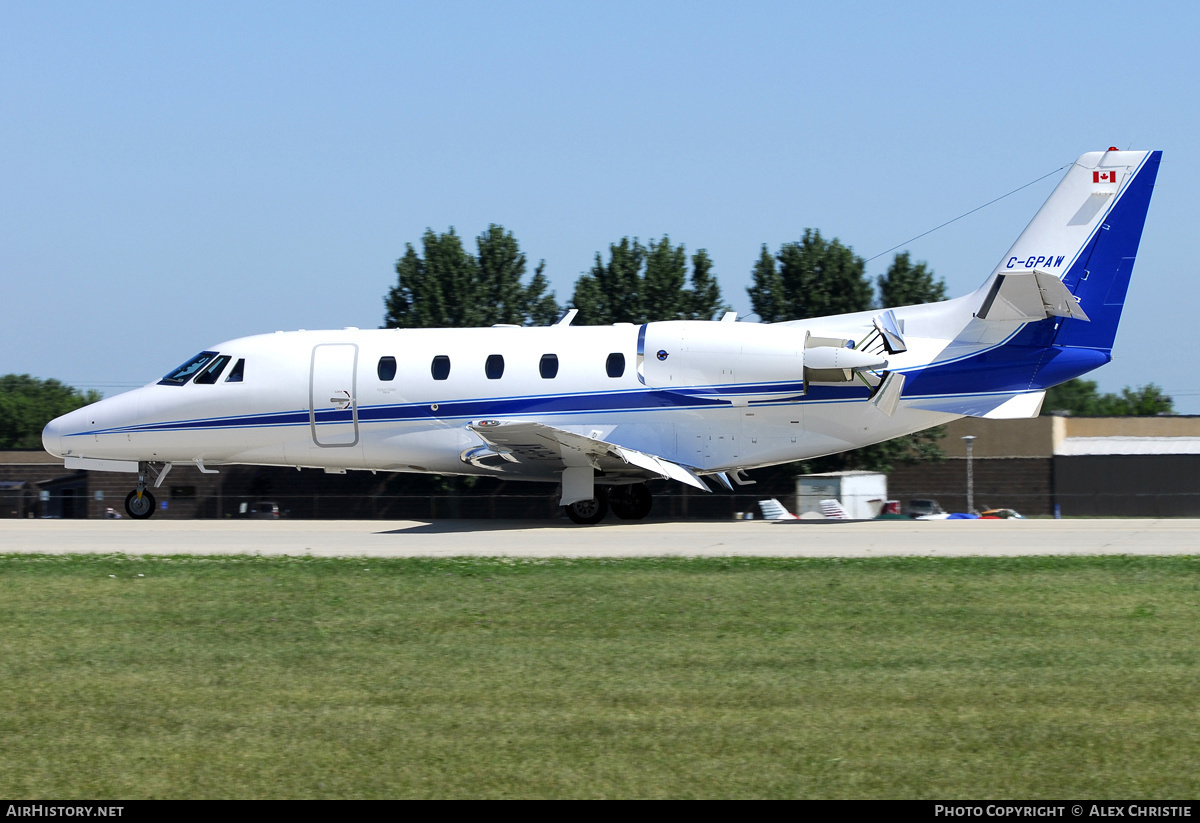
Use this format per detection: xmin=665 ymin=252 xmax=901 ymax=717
xmin=43 ymin=149 xmax=1160 ymax=523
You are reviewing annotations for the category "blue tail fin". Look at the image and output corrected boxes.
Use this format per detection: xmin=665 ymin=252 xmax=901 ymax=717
xmin=1052 ymin=151 xmax=1161 ymax=352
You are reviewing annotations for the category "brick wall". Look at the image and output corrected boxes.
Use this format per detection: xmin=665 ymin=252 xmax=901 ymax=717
xmin=887 ymin=457 xmax=1054 ymax=516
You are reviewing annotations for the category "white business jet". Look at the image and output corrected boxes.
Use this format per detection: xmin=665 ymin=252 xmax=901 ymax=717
xmin=43 ymin=149 xmax=1160 ymax=523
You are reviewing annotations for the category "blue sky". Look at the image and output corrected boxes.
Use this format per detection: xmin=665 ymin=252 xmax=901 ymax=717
xmin=3 ymin=1 xmax=1197 ymax=409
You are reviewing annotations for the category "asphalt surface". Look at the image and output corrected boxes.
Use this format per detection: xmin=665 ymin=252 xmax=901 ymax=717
xmin=1 ymin=518 xmax=1197 ymax=557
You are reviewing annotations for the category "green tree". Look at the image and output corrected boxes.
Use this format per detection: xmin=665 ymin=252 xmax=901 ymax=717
xmin=0 ymin=375 xmax=100 ymax=449
xmin=383 ymin=225 xmax=559 ymax=328
xmin=570 ymin=236 xmax=726 ymax=324
xmin=1043 ymin=379 xmax=1174 ymax=416
xmin=747 ymin=245 xmax=783 ymax=323
xmin=747 ymin=229 xmax=873 ymax=321
xmin=571 ymin=238 xmax=646 ymax=325
xmin=878 ymin=251 xmax=947 ymax=308
xmin=1106 ymin=384 xmax=1174 ymax=416
xmin=642 ymin=236 xmax=687 ymax=319
xmin=686 ymin=249 xmax=724 ymax=320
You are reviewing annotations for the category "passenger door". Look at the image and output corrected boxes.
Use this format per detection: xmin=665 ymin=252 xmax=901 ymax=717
xmin=309 ymin=344 xmax=359 ymax=447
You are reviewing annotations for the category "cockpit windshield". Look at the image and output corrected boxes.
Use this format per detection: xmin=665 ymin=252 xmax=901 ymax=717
xmin=159 ymin=351 xmax=217 ymax=386
xmin=193 ymin=355 xmax=232 ymax=384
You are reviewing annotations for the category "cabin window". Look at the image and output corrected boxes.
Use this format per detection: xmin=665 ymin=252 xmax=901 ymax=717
xmin=225 ymin=358 xmax=245 ymax=383
xmin=193 ymin=355 xmax=232 ymax=385
xmin=159 ymin=351 xmax=217 ymax=386
xmin=485 ymin=354 xmax=505 ymax=379
xmin=539 ymin=353 xmax=559 ymax=379
xmin=377 ymin=356 xmax=397 ymax=381
xmin=431 ymin=355 xmax=451 ymax=380
xmin=606 ymin=352 xmax=625 ymax=378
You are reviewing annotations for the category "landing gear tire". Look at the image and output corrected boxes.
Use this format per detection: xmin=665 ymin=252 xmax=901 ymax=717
xmin=608 ymin=483 xmax=653 ymax=520
xmin=125 ymin=489 xmax=156 ymax=519
xmin=565 ymin=496 xmax=608 ymax=525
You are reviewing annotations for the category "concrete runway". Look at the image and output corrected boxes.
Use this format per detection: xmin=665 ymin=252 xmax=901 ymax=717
xmin=1 ymin=518 xmax=1198 ymax=557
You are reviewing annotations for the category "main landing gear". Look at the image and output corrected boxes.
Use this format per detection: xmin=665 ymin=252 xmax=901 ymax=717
xmin=608 ymin=483 xmax=653 ymax=520
xmin=123 ymin=462 xmax=160 ymax=519
xmin=564 ymin=483 xmax=653 ymax=524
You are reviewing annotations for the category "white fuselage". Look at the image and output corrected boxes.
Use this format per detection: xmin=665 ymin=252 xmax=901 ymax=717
xmin=42 ymin=320 xmax=962 ymax=481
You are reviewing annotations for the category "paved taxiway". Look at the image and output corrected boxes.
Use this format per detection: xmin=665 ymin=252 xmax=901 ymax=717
xmin=1 ymin=518 xmax=1197 ymax=557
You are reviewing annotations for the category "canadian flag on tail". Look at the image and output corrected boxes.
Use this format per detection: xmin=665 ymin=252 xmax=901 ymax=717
xmin=1094 ymin=170 xmax=1119 ymax=184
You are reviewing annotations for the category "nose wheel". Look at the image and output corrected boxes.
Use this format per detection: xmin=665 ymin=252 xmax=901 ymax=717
xmin=124 ymin=489 xmax=156 ymax=519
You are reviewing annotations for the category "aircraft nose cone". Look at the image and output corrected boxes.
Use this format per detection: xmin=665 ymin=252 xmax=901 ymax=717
xmin=42 ymin=415 xmax=65 ymax=457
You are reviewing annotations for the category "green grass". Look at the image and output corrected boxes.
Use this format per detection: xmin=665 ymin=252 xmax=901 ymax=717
xmin=1 ymin=554 xmax=1199 ymax=798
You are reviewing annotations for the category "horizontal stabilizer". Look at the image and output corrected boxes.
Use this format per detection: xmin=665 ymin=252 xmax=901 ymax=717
xmin=978 ymin=271 xmax=1090 ymax=323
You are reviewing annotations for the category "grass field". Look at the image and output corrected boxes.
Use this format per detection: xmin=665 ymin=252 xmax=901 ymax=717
xmin=1 ymin=553 xmax=1198 ymax=799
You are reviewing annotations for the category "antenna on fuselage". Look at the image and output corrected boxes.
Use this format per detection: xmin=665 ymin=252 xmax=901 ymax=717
xmin=554 ymin=308 xmax=578 ymax=326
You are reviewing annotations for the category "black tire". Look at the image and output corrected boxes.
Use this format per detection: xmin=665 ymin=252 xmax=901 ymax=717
xmin=124 ymin=489 xmax=156 ymax=519
xmin=608 ymin=483 xmax=653 ymax=520
xmin=564 ymin=496 xmax=608 ymax=525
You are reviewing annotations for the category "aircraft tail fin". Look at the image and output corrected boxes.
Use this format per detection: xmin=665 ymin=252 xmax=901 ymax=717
xmin=978 ymin=149 xmax=1161 ymax=353
xmin=757 ymin=498 xmax=798 ymax=520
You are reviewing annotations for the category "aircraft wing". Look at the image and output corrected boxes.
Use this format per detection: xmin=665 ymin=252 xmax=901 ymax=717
xmin=466 ymin=420 xmax=709 ymax=490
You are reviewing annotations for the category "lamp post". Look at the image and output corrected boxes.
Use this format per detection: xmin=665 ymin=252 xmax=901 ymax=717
xmin=962 ymin=435 xmax=977 ymax=514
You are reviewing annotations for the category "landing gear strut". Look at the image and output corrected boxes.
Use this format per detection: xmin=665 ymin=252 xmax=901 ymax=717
xmin=608 ymin=483 xmax=653 ymax=520
xmin=564 ymin=495 xmax=608 ymax=525
xmin=124 ymin=463 xmax=157 ymax=519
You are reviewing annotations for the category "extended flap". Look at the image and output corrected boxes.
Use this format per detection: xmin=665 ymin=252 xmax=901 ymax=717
xmin=467 ymin=420 xmax=709 ymax=491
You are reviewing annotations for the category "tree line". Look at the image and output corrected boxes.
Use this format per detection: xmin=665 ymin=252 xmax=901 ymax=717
xmin=384 ymin=224 xmax=949 ymax=330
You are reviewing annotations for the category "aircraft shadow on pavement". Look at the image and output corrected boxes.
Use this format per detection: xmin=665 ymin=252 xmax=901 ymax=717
xmin=375 ymin=519 xmax=601 ymax=535
xmin=373 ymin=518 xmax=871 ymax=535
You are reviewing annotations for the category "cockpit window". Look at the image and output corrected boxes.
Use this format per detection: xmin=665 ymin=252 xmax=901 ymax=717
xmin=225 ymin=358 xmax=245 ymax=383
xmin=159 ymin=351 xmax=217 ymax=386
xmin=193 ymin=355 xmax=232 ymax=385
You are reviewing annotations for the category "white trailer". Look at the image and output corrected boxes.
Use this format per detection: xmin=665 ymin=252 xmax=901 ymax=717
xmin=795 ymin=471 xmax=888 ymax=520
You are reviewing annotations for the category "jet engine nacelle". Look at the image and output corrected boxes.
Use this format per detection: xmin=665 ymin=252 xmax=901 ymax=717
xmin=637 ymin=321 xmax=889 ymax=392
xmin=638 ymin=321 xmax=803 ymax=389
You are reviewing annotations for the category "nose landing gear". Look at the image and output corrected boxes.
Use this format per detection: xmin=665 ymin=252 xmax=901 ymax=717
xmin=123 ymin=462 xmax=159 ymax=519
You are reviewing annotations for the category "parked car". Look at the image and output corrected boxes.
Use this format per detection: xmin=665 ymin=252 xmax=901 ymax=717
xmin=904 ymin=498 xmax=945 ymax=519
xmin=244 ymin=501 xmax=282 ymax=519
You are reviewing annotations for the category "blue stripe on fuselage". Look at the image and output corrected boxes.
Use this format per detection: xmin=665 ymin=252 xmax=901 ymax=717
xmin=68 ymin=334 xmax=1106 ymax=439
